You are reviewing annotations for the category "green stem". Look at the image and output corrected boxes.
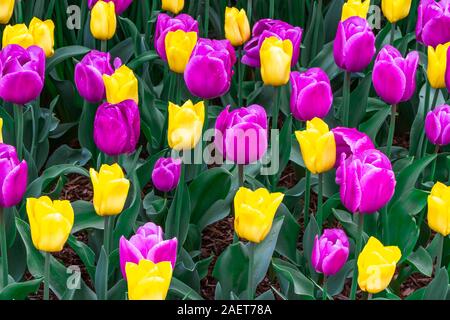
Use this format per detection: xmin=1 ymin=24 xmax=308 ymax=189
xmin=350 ymin=213 xmax=364 ymax=300
xmin=272 ymin=86 xmax=280 ymax=130
xmin=269 ymin=0 xmax=274 ymax=18
xmin=14 ymin=105 xmax=24 ymax=160
xmin=44 ymin=251 xmax=50 ymax=300
xmin=101 ymin=40 xmax=107 ymax=52
xmin=15 ymin=0 xmax=23 ymax=23
xmin=238 ymin=46 xmax=244 ymax=107
xmin=0 ymin=208 xmax=8 ymax=289
xmin=238 ymin=164 xmax=244 ymax=187
xmin=304 ymin=170 xmax=311 ymax=230
xmin=317 ymin=173 xmax=323 ymax=233
xmin=436 ymin=233 xmax=444 ymax=273
xmin=322 ymin=276 xmax=327 ymax=300
xmin=389 ymin=22 xmax=396 ymax=45
xmin=176 ymin=73 xmax=183 ymax=105
xmin=104 ymin=216 xmax=112 ymax=255
xmin=343 ymin=72 xmax=351 ymax=127
xmin=204 ymin=0 xmax=210 ymax=37
xmin=247 ymin=242 xmax=255 ymax=300
xmin=429 ymin=145 xmax=439 ymax=182
xmin=246 ymin=0 xmax=253 ymax=23
xmin=386 ymin=104 xmax=397 ymax=158
xmin=431 ymin=88 xmax=440 ymax=110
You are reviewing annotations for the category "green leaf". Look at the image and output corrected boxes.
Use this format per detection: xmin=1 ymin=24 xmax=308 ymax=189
xmin=423 ymin=267 xmax=448 ymax=300
xmin=72 ymin=200 xmax=104 ymax=233
xmin=349 ymin=72 xmax=372 ymax=127
xmin=407 ymin=247 xmax=433 ymax=277
xmin=46 ymin=145 xmax=91 ymax=168
xmin=276 ymin=205 xmax=300 ymax=262
xmin=272 ymin=258 xmax=315 ymax=299
xmin=95 ymin=247 xmax=108 ymax=299
xmin=46 ymin=45 xmax=90 ymax=73
xmin=169 ymin=277 xmax=203 ymax=300
xmin=67 ymin=235 xmax=96 ymax=280
xmin=0 ymin=278 xmax=43 ymax=300
xmin=128 ymin=51 xmax=159 ymax=69
xmin=359 ymin=106 xmax=390 ymax=141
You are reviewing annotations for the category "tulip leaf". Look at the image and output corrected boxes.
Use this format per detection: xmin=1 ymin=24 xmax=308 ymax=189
xmin=349 ymin=72 xmax=372 ymax=127
xmin=78 ymin=101 xmax=98 ymax=164
xmin=46 ymin=145 xmax=91 ymax=168
xmin=272 ymin=258 xmax=315 ymax=299
xmin=67 ymin=235 xmax=96 ymax=281
xmin=128 ymin=51 xmax=159 ymax=69
xmin=423 ymin=267 xmax=449 ymax=300
xmin=359 ymin=106 xmax=390 ymax=141
xmin=95 ymin=247 xmax=109 ymax=300
xmin=275 ymin=205 xmax=300 ymax=262
xmin=72 ymin=200 xmax=104 ymax=233
xmin=169 ymin=277 xmax=203 ymax=300
xmin=0 ymin=278 xmax=43 ymax=300
xmin=302 ymin=214 xmax=320 ymax=278
xmin=389 ymin=188 xmax=428 ymax=218
xmin=326 ymin=260 xmax=353 ymax=296
xmin=46 ymin=45 xmax=91 ymax=73
xmin=407 ymin=247 xmax=433 ymax=277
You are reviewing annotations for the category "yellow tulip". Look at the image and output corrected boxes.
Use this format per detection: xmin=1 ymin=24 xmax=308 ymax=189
xmin=168 ymin=100 xmax=205 ymax=151
xmin=260 ymin=36 xmax=293 ymax=86
xmin=103 ymin=65 xmax=139 ymax=104
xmin=427 ymin=182 xmax=450 ymax=236
xmin=234 ymin=187 xmax=284 ymax=243
xmin=295 ymin=118 xmax=336 ymax=174
xmin=26 ymin=196 xmax=74 ymax=253
xmin=381 ymin=0 xmax=412 ymax=23
xmin=165 ymin=30 xmax=197 ymax=74
xmin=2 ymin=24 xmax=33 ymax=49
xmin=0 ymin=0 xmax=14 ymax=24
xmin=29 ymin=17 xmax=55 ymax=57
xmin=90 ymin=163 xmax=130 ymax=216
xmin=225 ymin=7 xmax=251 ymax=47
xmin=357 ymin=237 xmax=401 ymax=294
xmin=90 ymin=0 xmax=116 ymax=41
xmin=427 ymin=43 xmax=450 ymax=89
xmin=161 ymin=0 xmax=184 ymax=15
xmin=126 ymin=260 xmax=173 ymax=300
xmin=341 ymin=0 xmax=370 ymax=21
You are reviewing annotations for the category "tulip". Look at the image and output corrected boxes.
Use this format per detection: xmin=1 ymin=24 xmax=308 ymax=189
xmin=382 ymin=0 xmax=412 ymax=23
xmin=0 ymin=44 xmax=45 ymax=104
xmin=336 ymin=149 xmax=396 ymax=214
xmin=165 ymin=30 xmax=198 ymax=74
xmin=357 ymin=237 xmax=401 ymax=294
xmin=0 ymin=0 xmax=14 ymax=24
xmin=151 ymin=157 xmax=182 ymax=192
xmin=295 ymin=118 xmax=336 ymax=175
xmin=90 ymin=0 xmax=116 ymax=41
xmin=341 ymin=0 xmax=370 ymax=21
xmin=215 ymin=105 xmax=268 ymax=165
xmin=234 ymin=187 xmax=284 ymax=243
xmin=88 ymin=0 xmax=132 ymax=15
xmin=29 ymin=18 xmax=55 ymax=57
xmin=427 ymin=182 xmax=450 ymax=236
xmin=93 ymin=100 xmax=140 ymax=156
xmin=161 ymin=0 xmax=184 ymax=15
xmin=372 ymin=45 xmax=419 ymax=105
xmin=2 ymin=24 xmax=34 ymax=49
xmin=260 ymin=36 xmax=292 ymax=86
xmin=312 ymin=229 xmax=350 ymax=276
xmin=333 ymin=16 xmax=375 ymax=73
xmin=26 ymin=196 xmax=74 ymax=252
xmin=0 ymin=118 xmax=3 ymax=143
xmin=119 ymin=222 xmax=178 ymax=278
xmin=0 ymin=144 xmax=27 ymax=207
xmin=154 ymin=13 xmax=198 ymax=61
xmin=125 ymin=260 xmax=173 ymax=300
xmin=290 ymin=68 xmax=333 ymax=121
xmin=332 ymin=127 xmax=375 ymax=166
xmin=425 ymin=104 xmax=450 ymax=146
xmin=428 ymin=42 xmax=450 ymax=89
xmin=168 ymin=100 xmax=205 ymax=151
xmin=225 ymin=7 xmax=251 ymax=47
xmin=184 ymin=38 xmax=236 ymax=99
xmin=416 ymin=0 xmax=450 ymax=47
xmin=102 ymin=65 xmax=138 ymax=104
xmin=74 ymin=50 xmax=118 ymax=103
xmin=447 ymin=48 xmax=450 ymax=91
xmin=242 ymin=19 xmax=302 ymax=68
xmin=90 ymin=163 xmax=130 ymax=216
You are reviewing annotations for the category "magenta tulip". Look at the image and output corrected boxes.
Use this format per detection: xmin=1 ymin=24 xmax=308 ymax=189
xmin=416 ymin=0 xmax=450 ymax=47
xmin=151 ymin=157 xmax=182 ymax=192
xmin=425 ymin=104 xmax=450 ymax=146
xmin=88 ymin=0 xmax=132 ymax=14
xmin=312 ymin=229 xmax=350 ymax=276
xmin=0 ymin=144 xmax=27 ymax=208
xmin=332 ymin=127 xmax=375 ymax=166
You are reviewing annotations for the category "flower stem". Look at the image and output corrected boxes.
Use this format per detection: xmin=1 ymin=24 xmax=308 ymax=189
xmin=44 ymin=251 xmax=50 ymax=300
xmin=429 ymin=145 xmax=439 ymax=182
xmin=269 ymin=0 xmax=274 ymax=18
xmin=389 ymin=22 xmax=396 ymax=45
xmin=238 ymin=164 xmax=244 ymax=187
xmin=350 ymin=213 xmax=364 ymax=300
xmin=104 ymin=216 xmax=112 ymax=255
xmin=272 ymin=86 xmax=280 ymax=130
xmin=322 ymin=276 xmax=328 ymax=300
xmin=14 ymin=105 xmax=24 ymax=160
xmin=247 ymin=0 xmax=253 ymax=23
xmin=238 ymin=46 xmax=244 ymax=107
xmin=342 ymin=72 xmax=351 ymax=127
xmin=436 ymin=233 xmax=444 ymax=273
xmin=386 ymin=104 xmax=397 ymax=158
xmin=247 ymin=242 xmax=255 ymax=300
xmin=101 ymin=40 xmax=107 ymax=52
xmin=204 ymin=0 xmax=210 ymax=37
xmin=317 ymin=173 xmax=324 ymax=233
xmin=15 ymin=0 xmax=23 ymax=23
xmin=304 ymin=170 xmax=311 ymax=230
xmin=0 ymin=207 xmax=8 ymax=289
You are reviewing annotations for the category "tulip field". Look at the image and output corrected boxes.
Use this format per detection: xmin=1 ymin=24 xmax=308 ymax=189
xmin=0 ymin=0 xmax=450 ymax=302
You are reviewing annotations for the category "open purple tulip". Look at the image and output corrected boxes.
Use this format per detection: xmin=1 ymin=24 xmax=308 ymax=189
xmin=0 ymin=144 xmax=27 ymax=208
xmin=312 ymin=228 xmax=349 ymax=276
xmin=151 ymin=157 xmax=182 ymax=192
xmin=416 ymin=0 xmax=450 ymax=47
xmin=425 ymin=104 xmax=450 ymax=146
xmin=332 ymin=127 xmax=375 ymax=166
xmin=119 ymin=222 xmax=178 ymax=278
xmin=88 ymin=0 xmax=132 ymax=14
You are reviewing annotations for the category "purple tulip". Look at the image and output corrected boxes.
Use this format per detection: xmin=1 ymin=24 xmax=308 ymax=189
xmin=373 ymin=45 xmax=419 ymax=105
xmin=184 ymin=38 xmax=236 ymax=99
xmin=333 ymin=16 xmax=375 ymax=73
xmin=425 ymin=104 xmax=450 ymax=146
xmin=311 ymin=229 xmax=350 ymax=276
xmin=93 ymin=100 xmax=140 ymax=156
xmin=154 ymin=13 xmax=199 ymax=61
xmin=336 ymin=149 xmax=396 ymax=214
xmin=88 ymin=0 xmax=132 ymax=14
xmin=0 ymin=144 xmax=27 ymax=208
xmin=74 ymin=50 xmax=119 ymax=103
xmin=215 ymin=105 xmax=268 ymax=165
xmin=416 ymin=0 xmax=450 ymax=47
xmin=119 ymin=222 xmax=178 ymax=278
xmin=0 ymin=44 xmax=45 ymax=105
xmin=151 ymin=157 xmax=182 ymax=192
xmin=242 ymin=19 xmax=302 ymax=68
xmin=290 ymin=68 xmax=333 ymax=121
xmin=332 ymin=127 xmax=375 ymax=166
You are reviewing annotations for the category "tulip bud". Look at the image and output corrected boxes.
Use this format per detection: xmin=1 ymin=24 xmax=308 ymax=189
xmin=165 ymin=30 xmax=197 ymax=74
xmin=295 ymin=118 xmax=336 ymax=174
xmin=427 ymin=42 xmax=450 ymax=89
xmin=260 ymin=36 xmax=293 ymax=86
xmin=151 ymin=157 xmax=182 ymax=192
xmin=312 ymin=229 xmax=350 ymax=276
xmin=102 ymin=65 xmax=139 ymax=104
xmin=382 ymin=0 xmax=412 ymax=23
xmin=417 ymin=0 xmax=450 ymax=47
xmin=0 ymin=144 xmax=27 ymax=207
xmin=234 ymin=187 xmax=284 ymax=244
xmin=0 ymin=0 xmax=14 ymax=24
xmin=225 ymin=7 xmax=251 ymax=47
xmin=425 ymin=105 xmax=450 ymax=146
xmin=26 ymin=196 xmax=74 ymax=252
xmin=90 ymin=163 xmax=130 ymax=216
xmin=90 ymin=0 xmax=117 ymax=41
xmin=341 ymin=0 xmax=370 ymax=21
xmin=161 ymin=0 xmax=184 ymax=15
xmin=2 ymin=24 xmax=34 ymax=49
xmin=357 ymin=237 xmax=401 ymax=294
xmin=427 ymin=182 xmax=450 ymax=236
xmin=168 ymin=100 xmax=205 ymax=151
xmin=29 ymin=18 xmax=55 ymax=57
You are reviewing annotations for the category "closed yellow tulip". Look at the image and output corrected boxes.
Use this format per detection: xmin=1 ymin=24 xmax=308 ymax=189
xmin=234 ymin=187 xmax=284 ymax=243
xmin=168 ymin=100 xmax=205 ymax=151
xmin=90 ymin=163 xmax=130 ymax=216
xmin=29 ymin=17 xmax=55 ymax=57
xmin=161 ymin=0 xmax=184 ymax=14
xmin=427 ymin=182 xmax=450 ymax=236
xmin=90 ymin=0 xmax=116 ymax=41
xmin=225 ymin=7 xmax=251 ymax=47
xmin=260 ymin=36 xmax=293 ymax=86
xmin=341 ymin=0 xmax=370 ymax=21
xmin=26 ymin=196 xmax=74 ymax=253
xmin=2 ymin=24 xmax=34 ymax=49
xmin=165 ymin=30 xmax=197 ymax=74
xmin=126 ymin=260 xmax=173 ymax=300
xmin=427 ymin=43 xmax=450 ymax=89
xmin=381 ymin=0 xmax=412 ymax=23
xmin=0 ymin=0 xmax=14 ymax=24
xmin=357 ymin=237 xmax=401 ymax=294
xmin=103 ymin=65 xmax=139 ymax=104
xmin=295 ymin=118 xmax=336 ymax=174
